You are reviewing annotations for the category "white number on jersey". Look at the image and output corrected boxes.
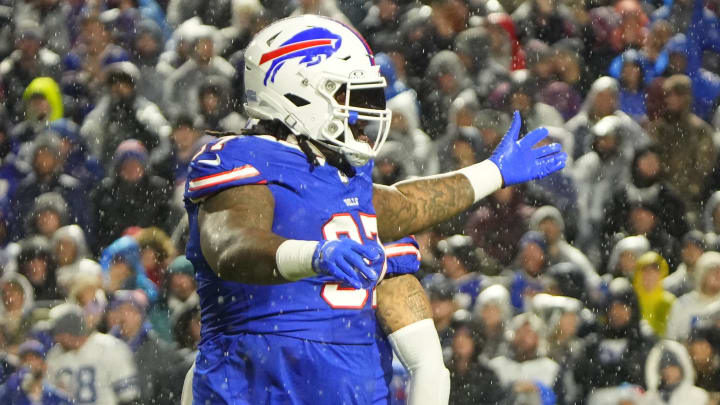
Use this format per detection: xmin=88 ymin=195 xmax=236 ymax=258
xmin=320 ymin=212 xmax=384 ymax=309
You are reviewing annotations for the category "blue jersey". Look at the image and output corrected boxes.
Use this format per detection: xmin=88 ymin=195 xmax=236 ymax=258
xmin=184 ymin=135 xmax=388 ymax=345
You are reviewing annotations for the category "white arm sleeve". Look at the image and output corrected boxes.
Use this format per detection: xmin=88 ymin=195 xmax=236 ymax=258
xmin=388 ymin=319 xmax=450 ymax=405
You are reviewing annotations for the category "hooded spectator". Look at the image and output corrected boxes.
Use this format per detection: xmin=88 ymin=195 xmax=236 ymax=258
xmin=17 ymin=236 xmax=59 ymax=301
xmin=48 ymin=120 xmax=104 ymax=187
xmin=575 ymin=278 xmax=656 ymax=398
xmin=359 ymin=0 xmax=401 ymax=53
xmin=81 ymin=61 xmax=172 ymax=170
xmin=131 ymin=19 xmax=167 ymax=105
xmin=654 ymin=34 xmax=720 ymax=121
xmin=436 ymin=103 xmax=486 ymax=172
xmin=453 ymin=26 xmax=509 ymax=100
xmin=632 ymin=251 xmax=675 ymax=337
xmin=529 ymin=205 xmax=600 ymax=290
xmin=488 ymin=12 xmax=527 ymax=71
xmin=373 ymin=141 xmax=417 ymax=186
xmin=163 ymin=255 xmax=197 ymax=317
xmin=420 ymin=50 xmax=473 ymax=139
xmin=608 ymin=49 xmax=654 ymax=123
xmin=69 ymin=16 xmax=130 ymax=99
xmin=14 ymin=0 xmax=71 ymax=55
xmin=667 ymin=251 xmax=720 ymax=341
xmin=99 ymin=236 xmax=159 ymax=303
xmin=0 ymin=272 xmax=35 ymax=350
xmin=602 ymin=146 xmax=688 ymax=259
xmin=192 ymin=75 xmax=246 ymax=132
xmin=626 ymin=202 xmax=681 ymax=269
xmin=157 ymin=18 xmax=201 ymax=77
xmin=643 ymin=340 xmax=709 ymax=405
xmin=505 ymin=70 xmax=565 ymax=131
xmin=0 ymin=22 xmax=62 ymax=121
xmin=66 ymin=261 xmax=106 ymax=331
xmin=663 ymin=231 xmax=706 ymax=297
xmin=397 ymin=6 xmax=440 ymax=89
xmin=447 ymin=324 xmax=506 ymax=405
xmin=565 ymin=76 xmax=647 ymax=160
xmin=648 ymin=74 xmax=716 ymax=212
xmin=386 ymin=90 xmax=439 ymax=176
xmin=466 ymin=187 xmax=532 ymax=268
xmin=107 ymin=290 xmax=186 ymax=405
xmin=573 ymin=115 xmax=634 ymax=263
xmin=9 ymin=77 xmax=64 ymax=151
xmin=509 ymin=231 xmax=550 ymax=311
xmin=532 ymin=294 xmax=588 ymax=404
xmin=372 ymin=53 xmax=408 ymax=101
xmin=472 ymin=284 xmax=513 ymax=360
xmin=163 ymin=26 xmax=235 ymax=118
xmin=24 ymin=192 xmax=69 ymax=241
xmin=606 ymin=235 xmax=651 ymax=279
xmin=488 ymin=313 xmax=560 ymax=400
xmin=92 ymin=140 xmax=172 ymax=250
xmin=512 ymin=0 xmax=576 ymax=44
xmin=51 ymin=225 xmax=90 ymax=292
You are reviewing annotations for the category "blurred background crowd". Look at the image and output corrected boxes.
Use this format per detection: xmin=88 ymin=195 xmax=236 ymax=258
xmin=1 ymin=0 xmax=720 ymax=403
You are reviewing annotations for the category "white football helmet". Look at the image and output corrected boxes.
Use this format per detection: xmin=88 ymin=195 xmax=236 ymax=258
xmin=244 ymin=15 xmax=392 ymax=167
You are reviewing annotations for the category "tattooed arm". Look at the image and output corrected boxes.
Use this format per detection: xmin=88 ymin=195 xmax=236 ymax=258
xmin=374 ymin=174 xmax=476 ymax=241
xmin=376 ymin=274 xmax=432 ymax=332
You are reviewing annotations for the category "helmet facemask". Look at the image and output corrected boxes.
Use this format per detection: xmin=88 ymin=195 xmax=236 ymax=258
xmin=316 ymin=73 xmax=392 ymax=167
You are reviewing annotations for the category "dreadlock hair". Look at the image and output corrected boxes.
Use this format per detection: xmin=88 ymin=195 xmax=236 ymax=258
xmin=205 ymin=120 xmax=355 ymax=176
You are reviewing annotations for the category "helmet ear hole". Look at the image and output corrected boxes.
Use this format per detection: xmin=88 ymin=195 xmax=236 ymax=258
xmin=284 ymin=93 xmax=310 ymax=107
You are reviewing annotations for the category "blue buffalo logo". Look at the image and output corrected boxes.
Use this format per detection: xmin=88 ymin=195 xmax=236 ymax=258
xmin=259 ymin=27 xmax=342 ymax=85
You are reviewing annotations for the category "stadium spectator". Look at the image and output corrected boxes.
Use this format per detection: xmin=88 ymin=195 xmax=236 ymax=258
xmin=632 ymin=251 xmax=675 ymax=337
xmin=575 ymin=279 xmax=656 ymax=399
xmin=643 ymin=339 xmax=709 ymax=405
xmin=81 ymin=61 xmax=171 ymax=170
xmin=663 ymin=230 xmax=707 ymax=297
xmin=648 ymin=74 xmax=716 ymax=212
xmin=106 ymin=290 xmax=186 ymax=405
xmin=92 ymin=140 xmax=171 ymax=249
xmin=45 ymin=303 xmax=141 ymax=404
xmin=667 ymin=252 xmax=720 ymax=341
xmin=99 ymin=236 xmax=159 ymax=303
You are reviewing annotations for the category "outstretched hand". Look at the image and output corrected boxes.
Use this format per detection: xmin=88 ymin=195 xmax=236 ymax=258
xmin=488 ymin=111 xmax=567 ymax=187
xmin=312 ymin=239 xmax=383 ymax=289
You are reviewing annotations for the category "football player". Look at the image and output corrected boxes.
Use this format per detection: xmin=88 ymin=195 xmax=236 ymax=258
xmin=183 ymin=14 xmax=566 ymax=405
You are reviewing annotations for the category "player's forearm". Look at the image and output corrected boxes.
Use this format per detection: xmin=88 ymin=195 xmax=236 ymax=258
xmin=376 ymin=274 xmax=432 ymax=333
xmin=385 ymin=174 xmax=475 ymax=239
xmin=375 ymin=161 xmax=501 ymax=240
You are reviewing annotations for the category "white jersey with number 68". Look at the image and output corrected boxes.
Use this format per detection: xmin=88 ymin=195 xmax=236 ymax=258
xmin=46 ymin=332 xmax=140 ymax=405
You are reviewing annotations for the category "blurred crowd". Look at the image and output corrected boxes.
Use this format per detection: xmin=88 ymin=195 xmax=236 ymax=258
xmin=1 ymin=0 xmax=720 ymax=403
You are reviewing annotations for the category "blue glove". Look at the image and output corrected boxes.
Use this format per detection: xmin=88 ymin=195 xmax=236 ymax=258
xmin=489 ymin=111 xmax=567 ymax=186
xmin=312 ymin=239 xmax=383 ymax=289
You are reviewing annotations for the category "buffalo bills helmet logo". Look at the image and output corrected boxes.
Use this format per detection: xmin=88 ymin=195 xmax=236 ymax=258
xmin=259 ymin=27 xmax=343 ymax=85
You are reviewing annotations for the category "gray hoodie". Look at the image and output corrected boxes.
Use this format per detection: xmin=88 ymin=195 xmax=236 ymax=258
xmin=529 ymin=205 xmax=601 ymax=290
